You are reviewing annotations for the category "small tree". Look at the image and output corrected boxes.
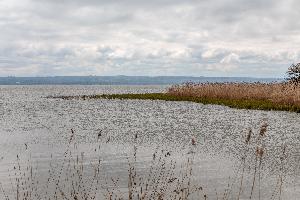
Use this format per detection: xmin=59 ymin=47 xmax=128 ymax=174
xmin=286 ymin=63 xmax=300 ymax=85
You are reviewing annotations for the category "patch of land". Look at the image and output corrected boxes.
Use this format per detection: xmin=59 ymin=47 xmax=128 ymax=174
xmin=58 ymin=92 xmax=300 ymax=112
xmin=101 ymin=93 xmax=300 ymax=112
xmin=56 ymin=82 xmax=300 ymax=112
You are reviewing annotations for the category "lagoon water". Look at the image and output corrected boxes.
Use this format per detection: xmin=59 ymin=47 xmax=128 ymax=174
xmin=0 ymin=85 xmax=299 ymax=199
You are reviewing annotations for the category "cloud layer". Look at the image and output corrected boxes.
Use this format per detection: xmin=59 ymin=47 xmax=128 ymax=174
xmin=0 ymin=0 xmax=300 ymax=77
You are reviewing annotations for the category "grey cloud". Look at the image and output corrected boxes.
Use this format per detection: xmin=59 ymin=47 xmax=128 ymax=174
xmin=0 ymin=0 xmax=299 ymax=77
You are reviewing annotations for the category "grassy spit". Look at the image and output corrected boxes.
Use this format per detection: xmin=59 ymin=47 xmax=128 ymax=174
xmin=56 ymin=82 xmax=300 ymax=112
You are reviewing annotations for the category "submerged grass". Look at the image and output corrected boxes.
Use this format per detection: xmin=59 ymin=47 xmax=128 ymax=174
xmin=0 ymin=130 xmax=206 ymax=200
xmin=0 ymin=123 xmax=290 ymax=200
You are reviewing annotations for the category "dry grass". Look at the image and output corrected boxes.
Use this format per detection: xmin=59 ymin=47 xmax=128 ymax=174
xmin=0 ymin=130 xmax=206 ymax=200
xmin=168 ymin=82 xmax=300 ymax=107
xmin=0 ymin=125 xmax=290 ymax=200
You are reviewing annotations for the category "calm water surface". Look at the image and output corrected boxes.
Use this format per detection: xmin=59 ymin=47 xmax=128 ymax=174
xmin=0 ymin=85 xmax=299 ymax=199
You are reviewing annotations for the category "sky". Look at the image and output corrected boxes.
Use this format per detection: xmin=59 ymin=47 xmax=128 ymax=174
xmin=0 ymin=0 xmax=299 ymax=77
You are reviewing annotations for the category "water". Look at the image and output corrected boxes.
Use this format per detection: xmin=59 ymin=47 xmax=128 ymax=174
xmin=0 ymin=85 xmax=299 ymax=199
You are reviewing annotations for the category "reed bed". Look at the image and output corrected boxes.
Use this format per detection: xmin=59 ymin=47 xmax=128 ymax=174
xmin=51 ymin=82 xmax=300 ymax=112
xmin=168 ymin=82 xmax=300 ymax=107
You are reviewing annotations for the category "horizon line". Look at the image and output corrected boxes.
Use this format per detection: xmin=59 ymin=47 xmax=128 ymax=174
xmin=0 ymin=75 xmax=283 ymax=79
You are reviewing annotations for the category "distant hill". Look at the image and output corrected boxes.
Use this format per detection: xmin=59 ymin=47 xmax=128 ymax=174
xmin=0 ymin=76 xmax=282 ymax=85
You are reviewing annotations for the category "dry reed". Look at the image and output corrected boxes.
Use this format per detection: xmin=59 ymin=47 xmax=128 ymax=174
xmin=0 ymin=125 xmax=291 ymax=200
xmin=168 ymin=82 xmax=300 ymax=107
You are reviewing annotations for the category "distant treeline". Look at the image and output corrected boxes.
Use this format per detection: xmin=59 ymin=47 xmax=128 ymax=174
xmin=0 ymin=76 xmax=282 ymax=85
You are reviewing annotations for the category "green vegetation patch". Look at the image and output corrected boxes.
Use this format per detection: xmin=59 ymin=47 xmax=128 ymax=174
xmin=85 ymin=93 xmax=300 ymax=113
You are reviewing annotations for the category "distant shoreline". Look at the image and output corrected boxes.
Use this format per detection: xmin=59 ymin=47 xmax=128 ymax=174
xmin=0 ymin=76 xmax=282 ymax=85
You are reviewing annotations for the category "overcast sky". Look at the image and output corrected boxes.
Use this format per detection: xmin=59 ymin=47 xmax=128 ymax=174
xmin=0 ymin=0 xmax=299 ymax=77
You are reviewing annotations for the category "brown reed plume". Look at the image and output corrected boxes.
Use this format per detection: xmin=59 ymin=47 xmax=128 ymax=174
xmin=168 ymin=82 xmax=300 ymax=107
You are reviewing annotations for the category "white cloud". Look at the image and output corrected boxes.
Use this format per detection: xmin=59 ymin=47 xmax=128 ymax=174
xmin=220 ymin=53 xmax=240 ymax=64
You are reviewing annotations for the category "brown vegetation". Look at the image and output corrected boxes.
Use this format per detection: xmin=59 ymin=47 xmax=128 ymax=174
xmin=168 ymin=82 xmax=300 ymax=107
xmin=52 ymin=82 xmax=300 ymax=112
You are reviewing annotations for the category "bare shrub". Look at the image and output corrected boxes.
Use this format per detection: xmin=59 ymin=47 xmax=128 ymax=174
xmin=286 ymin=63 xmax=300 ymax=85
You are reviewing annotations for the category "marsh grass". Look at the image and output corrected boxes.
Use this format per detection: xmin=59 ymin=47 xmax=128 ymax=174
xmin=53 ymin=82 xmax=300 ymax=112
xmin=1 ymin=124 xmax=290 ymax=200
xmin=168 ymin=82 xmax=300 ymax=112
xmin=68 ymin=93 xmax=300 ymax=112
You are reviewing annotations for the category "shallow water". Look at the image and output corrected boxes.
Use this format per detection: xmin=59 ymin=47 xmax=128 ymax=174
xmin=0 ymin=85 xmax=299 ymax=199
